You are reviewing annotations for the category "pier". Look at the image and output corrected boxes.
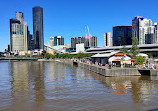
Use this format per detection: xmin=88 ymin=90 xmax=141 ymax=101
xmin=78 ymin=62 xmax=141 ymax=76
xmin=54 ymin=59 xmax=141 ymax=76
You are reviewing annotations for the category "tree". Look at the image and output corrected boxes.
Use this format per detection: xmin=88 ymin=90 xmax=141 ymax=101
xmin=130 ymin=37 xmax=140 ymax=58
xmin=120 ymin=46 xmax=129 ymax=54
xmin=135 ymin=56 xmax=145 ymax=65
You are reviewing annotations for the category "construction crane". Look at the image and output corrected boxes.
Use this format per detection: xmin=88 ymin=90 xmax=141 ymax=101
xmin=85 ymin=25 xmax=92 ymax=47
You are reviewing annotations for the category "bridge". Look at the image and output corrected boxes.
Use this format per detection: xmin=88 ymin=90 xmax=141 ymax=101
xmin=44 ymin=44 xmax=64 ymax=54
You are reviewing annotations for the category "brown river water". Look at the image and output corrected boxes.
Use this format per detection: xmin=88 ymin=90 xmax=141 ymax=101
xmin=0 ymin=61 xmax=158 ymax=111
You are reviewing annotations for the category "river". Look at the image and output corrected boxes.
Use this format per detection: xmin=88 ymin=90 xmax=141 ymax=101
xmin=0 ymin=61 xmax=158 ymax=111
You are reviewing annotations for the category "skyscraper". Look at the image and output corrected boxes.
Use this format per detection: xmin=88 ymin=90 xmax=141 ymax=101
xmin=16 ymin=12 xmax=24 ymax=22
xmin=113 ymin=26 xmax=132 ymax=46
xmin=33 ymin=6 xmax=44 ymax=50
xmin=89 ymin=36 xmax=97 ymax=47
xmin=132 ymin=16 xmax=155 ymax=44
xmin=103 ymin=32 xmax=113 ymax=47
xmin=10 ymin=12 xmax=28 ymax=53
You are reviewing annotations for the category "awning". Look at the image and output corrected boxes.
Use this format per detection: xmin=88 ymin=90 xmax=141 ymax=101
xmin=113 ymin=58 xmax=121 ymax=61
xmin=127 ymin=58 xmax=136 ymax=61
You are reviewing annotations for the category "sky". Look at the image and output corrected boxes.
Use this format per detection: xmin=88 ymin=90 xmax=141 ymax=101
xmin=0 ymin=0 xmax=158 ymax=51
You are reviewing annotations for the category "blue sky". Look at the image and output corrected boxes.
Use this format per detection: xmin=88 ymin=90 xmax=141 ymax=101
xmin=0 ymin=0 xmax=158 ymax=51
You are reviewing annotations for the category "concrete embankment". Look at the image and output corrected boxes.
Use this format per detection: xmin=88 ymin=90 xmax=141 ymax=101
xmin=78 ymin=62 xmax=141 ymax=76
xmin=50 ymin=59 xmax=141 ymax=76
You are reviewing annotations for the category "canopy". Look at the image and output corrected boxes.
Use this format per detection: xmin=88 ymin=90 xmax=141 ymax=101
xmin=113 ymin=58 xmax=121 ymax=61
xmin=127 ymin=58 xmax=136 ymax=61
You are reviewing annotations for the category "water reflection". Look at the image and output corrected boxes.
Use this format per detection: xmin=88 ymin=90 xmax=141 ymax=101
xmin=91 ymin=73 xmax=158 ymax=104
xmin=0 ymin=61 xmax=158 ymax=111
xmin=29 ymin=61 xmax=45 ymax=102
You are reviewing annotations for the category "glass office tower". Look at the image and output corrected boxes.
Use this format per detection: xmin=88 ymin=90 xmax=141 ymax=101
xmin=113 ymin=26 xmax=132 ymax=46
xmin=33 ymin=6 xmax=44 ymax=50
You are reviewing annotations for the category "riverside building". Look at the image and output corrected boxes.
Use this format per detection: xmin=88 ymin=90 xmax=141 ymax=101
xmin=113 ymin=26 xmax=132 ymax=46
xmin=71 ymin=37 xmax=89 ymax=49
xmin=50 ymin=36 xmax=64 ymax=47
xmin=33 ymin=6 xmax=44 ymax=50
xmin=103 ymin=32 xmax=113 ymax=47
xmin=132 ymin=16 xmax=158 ymax=44
xmin=71 ymin=36 xmax=97 ymax=49
xmin=10 ymin=12 xmax=28 ymax=53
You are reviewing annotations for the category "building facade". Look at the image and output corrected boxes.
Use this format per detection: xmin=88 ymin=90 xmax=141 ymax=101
xmin=33 ymin=6 xmax=44 ymax=50
xmin=50 ymin=36 xmax=64 ymax=47
xmin=132 ymin=16 xmax=157 ymax=44
xmin=113 ymin=26 xmax=132 ymax=46
xmin=89 ymin=36 xmax=97 ymax=47
xmin=28 ymin=33 xmax=34 ymax=50
xmin=71 ymin=37 xmax=78 ymax=49
xmin=103 ymin=32 xmax=113 ymax=47
xmin=71 ymin=36 xmax=96 ymax=49
xmin=154 ymin=23 xmax=158 ymax=43
xmin=10 ymin=12 xmax=28 ymax=53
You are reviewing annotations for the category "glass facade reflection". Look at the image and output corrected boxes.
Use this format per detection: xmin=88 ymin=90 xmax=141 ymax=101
xmin=33 ymin=6 xmax=44 ymax=50
xmin=113 ymin=26 xmax=132 ymax=46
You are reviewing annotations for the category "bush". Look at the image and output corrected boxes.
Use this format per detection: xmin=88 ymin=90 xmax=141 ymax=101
xmin=135 ymin=56 xmax=145 ymax=65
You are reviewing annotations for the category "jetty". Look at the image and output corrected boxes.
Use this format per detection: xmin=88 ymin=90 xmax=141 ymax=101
xmin=78 ymin=62 xmax=141 ymax=76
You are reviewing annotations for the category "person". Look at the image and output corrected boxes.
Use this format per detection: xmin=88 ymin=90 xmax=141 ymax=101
xmin=143 ymin=63 xmax=146 ymax=69
xmin=113 ymin=63 xmax=115 ymax=67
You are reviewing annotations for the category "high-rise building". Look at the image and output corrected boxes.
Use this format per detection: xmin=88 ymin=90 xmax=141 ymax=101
xmin=103 ymin=32 xmax=113 ymax=47
xmin=50 ymin=36 xmax=64 ymax=47
xmin=71 ymin=36 xmax=97 ymax=49
xmin=71 ymin=37 xmax=78 ymax=49
xmin=89 ymin=36 xmax=97 ymax=47
xmin=10 ymin=12 xmax=28 ymax=53
xmin=132 ymin=16 xmax=155 ymax=44
xmin=16 ymin=12 xmax=24 ymax=22
xmin=33 ymin=6 xmax=44 ymax=50
xmin=71 ymin=37 xmax=88 ymax=49
xmin=28 ymin=32 xmax=34 ymax=50
xmin=113 ymin=26 xmax=132 ymax=46
xmin=154 ymin=23 xmax=158 ymax=43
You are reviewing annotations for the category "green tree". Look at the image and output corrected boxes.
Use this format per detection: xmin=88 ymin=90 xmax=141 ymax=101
xmin=135 ymin=56 xmax=145 ymax=65
xmin=130 ymin=37 xmax=140 ymax=58
xmin=55 ymin=53 xmax=60 ymax=58
xmin=44 ymin=53 xmax=52 ymax=59
xmin=120 ymin=46 xmax=129 ymax=54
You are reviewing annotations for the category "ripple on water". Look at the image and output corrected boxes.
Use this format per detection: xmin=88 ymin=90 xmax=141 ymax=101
xmin=0 ymin=61 xmax=158 ymax=111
